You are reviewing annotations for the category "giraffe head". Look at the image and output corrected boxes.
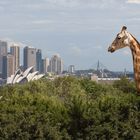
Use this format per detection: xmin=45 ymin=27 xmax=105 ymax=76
xmin=108 ymin=26 xmax=130 ymax=53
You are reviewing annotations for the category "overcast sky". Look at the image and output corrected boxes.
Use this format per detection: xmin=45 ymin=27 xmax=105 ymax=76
xmin=0 ymin=0 xmax=140 ymax=71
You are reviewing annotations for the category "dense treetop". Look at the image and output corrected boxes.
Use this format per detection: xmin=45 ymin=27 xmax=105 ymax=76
xmin=0 ymin=77 xmax=140 ymax=140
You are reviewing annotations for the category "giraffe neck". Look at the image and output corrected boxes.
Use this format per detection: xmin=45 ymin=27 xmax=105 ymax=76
xmin=129 ymin=34 xmax=140 ymax=92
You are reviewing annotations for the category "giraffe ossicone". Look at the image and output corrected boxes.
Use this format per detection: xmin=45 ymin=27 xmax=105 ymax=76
xmin=108 ymin=26 xmax=140 ymax=94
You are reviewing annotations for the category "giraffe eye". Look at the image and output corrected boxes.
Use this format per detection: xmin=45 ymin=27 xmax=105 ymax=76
xmin=117 ymin=36 xmax=121 ymax=40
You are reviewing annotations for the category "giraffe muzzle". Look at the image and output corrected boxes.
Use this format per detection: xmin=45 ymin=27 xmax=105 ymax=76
xmin=108 ymin=46 xmax=115 ymax=53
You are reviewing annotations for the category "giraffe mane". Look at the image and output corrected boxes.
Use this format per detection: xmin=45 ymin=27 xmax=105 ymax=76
xmin=130 ymin=33 xmax=140 ymax=46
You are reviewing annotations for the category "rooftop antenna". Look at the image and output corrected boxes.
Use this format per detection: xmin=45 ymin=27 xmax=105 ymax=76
xmin=124 ymin=68 xmax=127 ymax=77
xmin=97 ymin=60 xmax=100 ymax=71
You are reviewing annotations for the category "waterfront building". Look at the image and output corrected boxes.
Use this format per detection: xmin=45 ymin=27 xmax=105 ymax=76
xmin=50 ymin=54 xmax=63 ymax=74
xmin=23 ymin=46 xmax=37 ymax=71
xmin=0 ymin=41 xmax=7 ymax=77
xmin=68 ymin=65 xmax=75 ymax=74
xmin=42 ymin=57 xmax=50 ymax=73
xmin=2 ymin=54 xmax=14 ymax=79
xmin=36 ymin=49 xmax=42 ymax=73
xmin=10 ymin=44 xmax=20 ymax=72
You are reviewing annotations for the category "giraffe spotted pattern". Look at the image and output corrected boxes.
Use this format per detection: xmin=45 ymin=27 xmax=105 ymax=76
xmin=108 ymin=26 xmax=140 ymax=94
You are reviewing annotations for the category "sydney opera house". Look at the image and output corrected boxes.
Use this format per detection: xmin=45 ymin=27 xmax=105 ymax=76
xmin=7 ymin=66 xmax=44 ymax=84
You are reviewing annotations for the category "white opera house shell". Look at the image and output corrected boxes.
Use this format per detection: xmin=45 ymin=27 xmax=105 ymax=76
xmin=7 ymin=66 xmax=44 ymax=84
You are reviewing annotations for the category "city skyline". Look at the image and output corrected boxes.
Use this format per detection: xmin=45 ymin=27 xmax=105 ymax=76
xmin=0 ymin=41 xmax=64 ymax=79
xmin=0 ymin=0 xmax=140 ymax=71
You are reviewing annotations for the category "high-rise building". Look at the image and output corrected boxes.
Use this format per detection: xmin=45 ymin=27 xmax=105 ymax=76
xmin=10 ymin=44 xmax=20 ymax=72
xmin=43 ymin=57 xmax=50 ymax=73
xmin=2 ymin=54 xmax=14 ymax=79
xmin=36 ymin=49 xmax=42 ymax=73
xmin=23 ymin=46 xmax=37 ymax=71
xmin=68 ymin=65 xmax=75 ymax=74
xmin=50 ymin=54 xmax=63 ymax=74
xmin=0 ymin=41 xmax=8 ymax=77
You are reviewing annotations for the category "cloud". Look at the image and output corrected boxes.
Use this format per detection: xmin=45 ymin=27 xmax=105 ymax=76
xmin=66 ymin=43 xmax=103 ymax=58
xmin=69 ymin=45 xmax=82 ymax=56
xmin=127 ymin=0 xmax=140 ymax=4
xmin=1 ymin=38 xmax=26 ymax=48
xmin=31 ymin=19 xmax=53 ymax=25
xmin=44 ymin=0 xmax=121 ymax=8
xmin=0 ymin=0 xmax=127 ymax=33
xmin=0 ymin=0 xmax=121 ymax=11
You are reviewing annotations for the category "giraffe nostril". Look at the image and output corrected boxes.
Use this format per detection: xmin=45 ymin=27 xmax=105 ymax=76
xmin=108 ymin=47 xmax=115 ymax=53
xmin=108 ymin=46 xmax=112 ymax=52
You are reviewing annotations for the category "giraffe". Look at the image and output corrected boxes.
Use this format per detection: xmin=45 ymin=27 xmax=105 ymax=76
xmin=108 ymin=26 xmax=140 ymax=94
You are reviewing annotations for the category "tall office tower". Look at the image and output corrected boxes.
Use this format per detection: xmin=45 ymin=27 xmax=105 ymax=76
xmin=68 ymin=65 xmax=75 ymax=74
xmin=0 ymin=41 xmax=8 ymax=77
xmin=23 ymin=46 xmax=37 ymax=71
xmin=50 ymin=54 xmax=63 ymax=74
xmin=10 ymin=44 xmax=20 ymax=72
xmin=42 ymin=57 xmax=50 ymax=73
xmin=36 ymin=49 xmax=42 ymax=73
xmin=2 ymin=54 xmax=14 ymax=79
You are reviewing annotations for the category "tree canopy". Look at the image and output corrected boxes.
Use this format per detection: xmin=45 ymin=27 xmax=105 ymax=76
xmin=0 ymin=77 xmax=140 ymax=140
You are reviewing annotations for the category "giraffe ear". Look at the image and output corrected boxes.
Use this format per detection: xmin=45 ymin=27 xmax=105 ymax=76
xmin=121 ymin=26 xmax=127 ymax=31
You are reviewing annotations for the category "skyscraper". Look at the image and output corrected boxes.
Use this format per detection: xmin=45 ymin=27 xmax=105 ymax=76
xmin=23 ymin=46 xmax=37 ymax=71
xmin=50 ymin=54 xmax=63 ymax=74
xmin=0 ymin=41 xmax=8 ymax=77
xmin=36 ymin=49 xmax=42 ymax=73
xmin=42 ymin=57 xmax=50 ymax=73
xmin=2 ymin=54 xmax=14 ymax=79
xmin=10 ymin=44 xmax=20 ymax=72
xmin=68 ymin=65 xmax=75 ymax=74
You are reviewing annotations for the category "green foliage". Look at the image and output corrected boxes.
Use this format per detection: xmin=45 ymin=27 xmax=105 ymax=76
xmin=113 ymin=77 xmax=136 ymax=94
xmin=80 ymin=78 xmax=115 ymax=98
xmin=0 ymin=76 xmax=140 ymax=140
